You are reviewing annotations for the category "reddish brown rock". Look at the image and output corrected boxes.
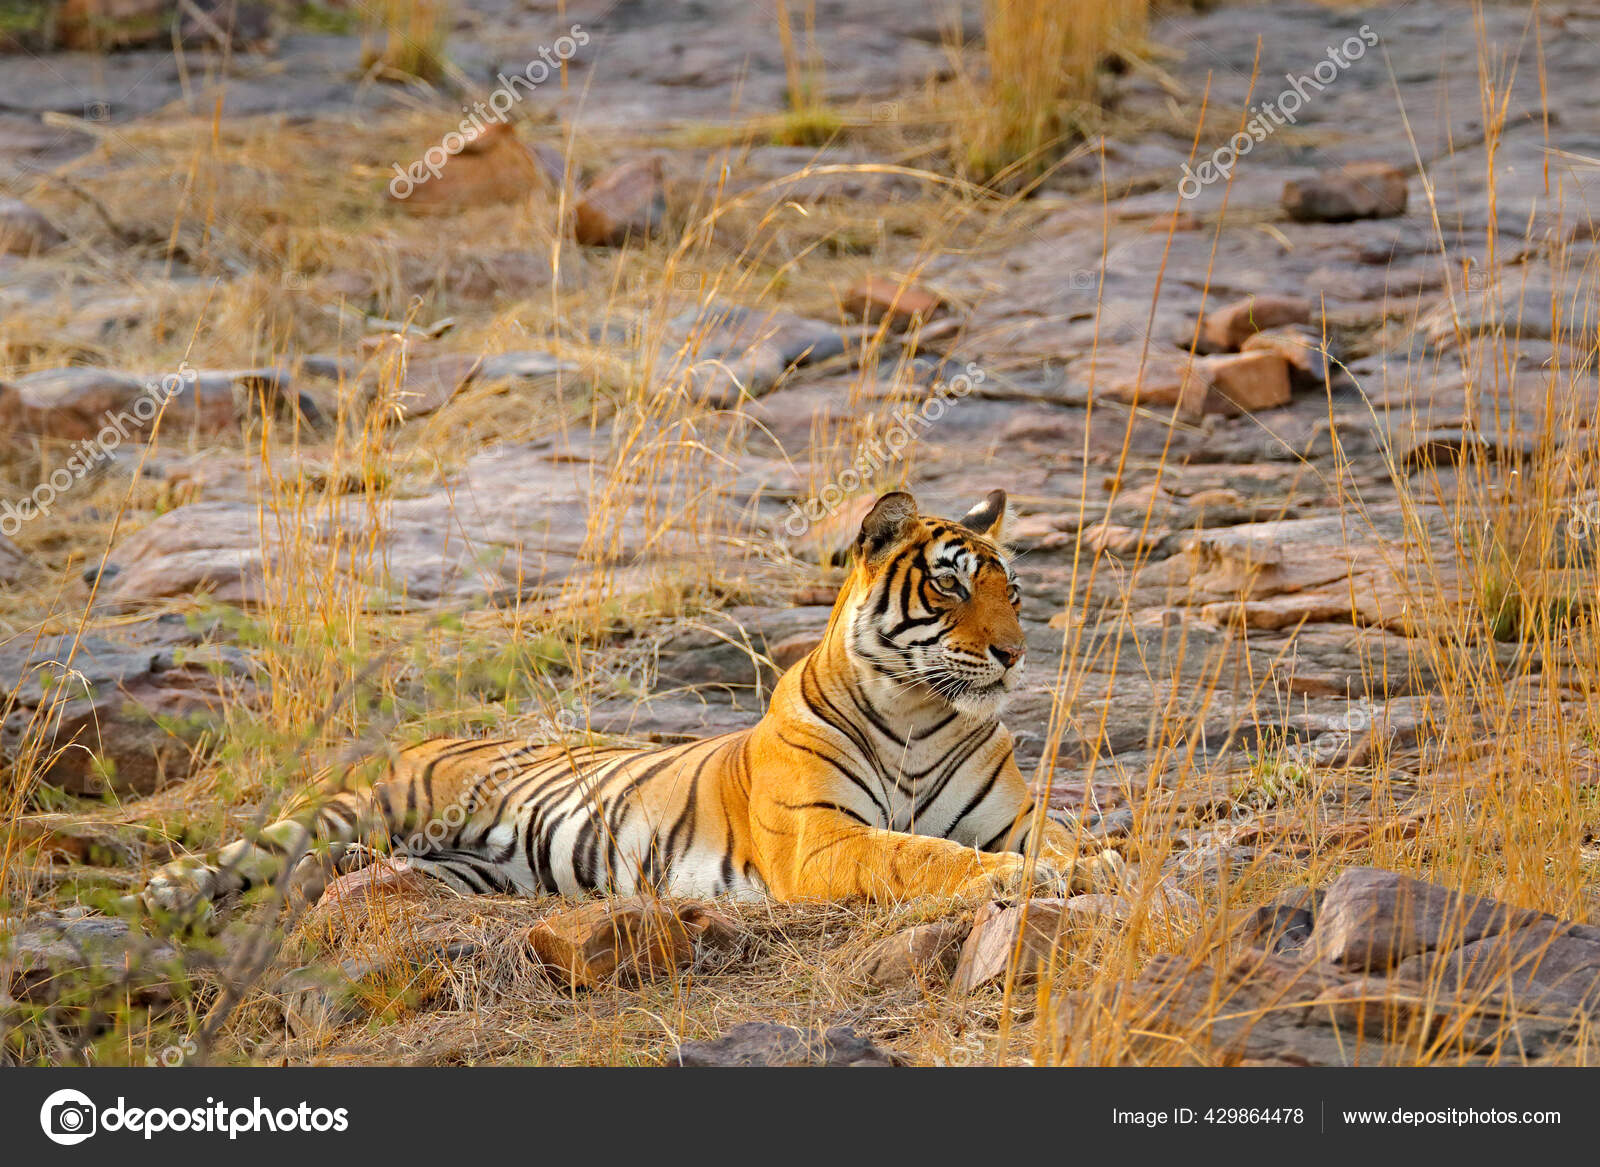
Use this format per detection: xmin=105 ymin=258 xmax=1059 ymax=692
xmin=1283 ymin=162 xmax=1408 ymax=222
xmin=0 ymin=198 xmax=65 ymax=256
xmin=952 ymin=896 xmax=1131 ymax=993
xmin=387 ymin=123 xmax=547 ymax=214
xmin=1199 ymin=350 xmax=1292 ymax=415
xmin=1201 ymin=294 xmax=1312 ymax=352
xmin=1241 ymin=324 xmax=1335 ymax=390
xmin=842 ymin=276 xmax=946 ymax=328
xmin=855 ymin=919 xmax=970 ymax=989
xmin=58 ymin=0 xmax=171 ymax=50
xmin=526 ymin=897 xmax=740 ymax=990
xmin=574 ymin=157 xmax=667 ymax=246
xmin=299 ymin=860 xmax=448 ymax=934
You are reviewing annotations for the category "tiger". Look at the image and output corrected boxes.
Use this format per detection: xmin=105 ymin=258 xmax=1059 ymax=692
xmin=135 ymin=488 xmax=1123 ymax=918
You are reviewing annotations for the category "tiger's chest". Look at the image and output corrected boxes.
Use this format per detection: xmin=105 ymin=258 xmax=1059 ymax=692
xmin=860 ymin=729 xmax=1007 ymax=838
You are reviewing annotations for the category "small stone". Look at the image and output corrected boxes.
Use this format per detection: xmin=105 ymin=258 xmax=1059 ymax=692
xmin=952 ymin=896 xmax=1131 ymax=993
xmin=684 ymin=344 xmax=789 ymax=405
xmin=1087 ymin=807 xmax=1136 ymax=840
xmin=57 ymin=0 xmax=172 ymax=50
xmin=574 ymin=157 xmax=666 ymax=246
xmin=526 ymin=897 xmax=740 ymax=990
xmin=387 ymin=123 xmax=547 ymax=214
xmin=674 ymin=303 xmax=847 ymax=404
xmin=1201 ymin=294 xmax=1313 ymax=352
xmin=1282 ymin=162 xmax=1408 ymax=222
xmin=0 ymin=198 xmax=65 ymax=256
xmin=651 ymin=605 xmax=831 ymax=692
xmin=681 ymin=303 xmax=847 ymax=368
xmin=1199 ymin=351 xmax=1292 ymax=415
xmin=530 ymin=142 xmax=577 ymax=192
xmin=675 ymin=1022 xmax=897 ymax=1067
xmin=297 ymin=860 xmax=449 ymax=938
xmin=1241 ymin=325 xmax=1335 ymax=390
xmin=280 ymin=967 xmax=366 ymax=1040
xmin=842 ymin=275 xmax=946 ymax=328
xmin=855 ymin=919 xmax=970 ymax=988
xmin=279 ymin=951 xmax=449 ymax=1040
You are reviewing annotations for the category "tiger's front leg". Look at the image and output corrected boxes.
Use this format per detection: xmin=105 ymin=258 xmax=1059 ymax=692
xmin=761 ymin=817 xmax=1040 ymax=901
xmin=758 ymin=807 xmax=1100 ymax=902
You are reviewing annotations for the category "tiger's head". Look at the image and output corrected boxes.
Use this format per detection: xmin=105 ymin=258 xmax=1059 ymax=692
xmin=841 ymin=489 xmax=1025 ymax=719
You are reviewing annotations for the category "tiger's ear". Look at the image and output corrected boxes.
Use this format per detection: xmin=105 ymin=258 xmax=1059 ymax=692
xmin=855 ymin=492 xmax=919 ymax=563
xmin=958 ymin=489 xmax=1010 ymax=543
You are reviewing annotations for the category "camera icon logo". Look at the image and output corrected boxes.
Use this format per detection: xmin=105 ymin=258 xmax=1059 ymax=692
xmin=40 ymin=1089 xmax=97 ymax=1146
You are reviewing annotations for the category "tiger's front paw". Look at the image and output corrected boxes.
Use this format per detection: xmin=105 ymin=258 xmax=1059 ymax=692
xmin=1061 ymin=848 xmax=1125 ymax=894
xmin=960 ymin=848 xmax=1126 ymax=901
xmin=960 ymin=853 xmax=1069 ymax=901
xmin=137 ymin=858 xmax=222 ymax=923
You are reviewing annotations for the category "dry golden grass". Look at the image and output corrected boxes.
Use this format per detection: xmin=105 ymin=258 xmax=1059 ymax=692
xmin=361 ymin=0 xmax=449 ymax=84
xmin=958 ymin=0 xmax=1150 ymax=181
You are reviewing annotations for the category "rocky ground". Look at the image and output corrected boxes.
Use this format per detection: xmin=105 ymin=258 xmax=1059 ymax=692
xmin=4 ymin=0 xmax=1600 ymax=1066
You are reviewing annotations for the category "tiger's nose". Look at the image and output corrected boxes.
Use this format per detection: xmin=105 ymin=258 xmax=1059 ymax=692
xmin=990 ymin=643 xmax=1024 ymax=669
